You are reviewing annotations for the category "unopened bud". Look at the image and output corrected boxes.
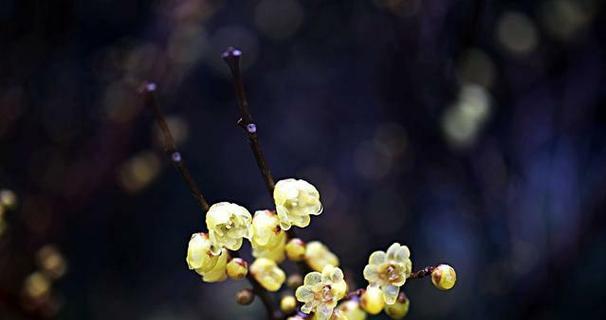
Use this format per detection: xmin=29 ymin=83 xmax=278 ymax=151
xmin=360 ymin=286 xmax=384 ymax=315
xmin=280 ymin=295 xmax=297 ymax=314
xmin=287 ymin=274 xmax=303 ymax=289
xmin=385 ymin=292 xmax=410 ymax=319
xmin=226 ymin=258 xmax=248 ymax=280
xmin=236 ymin=288 xmax=255 ymax=305
xmin=285 ymin=238 xmax=306 ymax=261
xmin=431 ymin=264 xmax=456 ymax=290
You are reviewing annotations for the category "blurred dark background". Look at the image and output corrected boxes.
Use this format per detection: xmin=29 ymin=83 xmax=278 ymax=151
xmin=1 ymin=0 xmax=605 ymax=319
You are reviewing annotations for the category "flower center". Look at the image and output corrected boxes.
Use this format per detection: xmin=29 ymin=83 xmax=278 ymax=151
xmin=381 ymin=264 xmax=402 ymax=283
xmin=317 ymin=285 xmax=333 ymax=303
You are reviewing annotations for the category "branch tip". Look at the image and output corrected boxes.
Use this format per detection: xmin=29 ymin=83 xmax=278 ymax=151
xmin=222 ymin=46 xmax=242 ymax=62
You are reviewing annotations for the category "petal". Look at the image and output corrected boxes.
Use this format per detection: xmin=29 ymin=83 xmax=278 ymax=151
xmin=395 ymin=245 xmax=410 ymax=262
xmin=295 ymin=286 xmax=315 ymax=303
xmin=301 ymin=303 xmax=313 ymax=314
xmin=304 ymin=272 xmax=322 ymax=286
xmin=382 ymin=285 xmax=400 ymax=305
xmin=291 ymin=213 xmax=311 ymax=228
xmin=322 ymin=265 xmax=343 ymax=284
xmin=315 ymin=304 xmax=333 ymax=320
xmin=363 ymin=265 xmax=380 ymax=283
xmin=310 ymin=203 xmax=323 ymax=216
xmin=392 ymin=274 xmax=406 ymax=287
xmin=386 ymin=243 xmax=401 ymax=261
xmin=224 ymin=238 xmax=243 ymax=251
xmin=332 ymin=279 xmax=348 ymax=300
xmin=368 ymin=251 xmax=386 ymax=265
xmin=276 ymin=205 xmax=292 ymax=230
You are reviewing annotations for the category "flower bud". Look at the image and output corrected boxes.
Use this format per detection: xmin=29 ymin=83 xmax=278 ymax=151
xmin=226 ymin=258 xmax=248 ymax=280
xmin=431 ymin=264 xmax=456 ymax=290
xmin=305 ymin=241 xmax=339 ymax=272
xmin=280 ymin=295 xmax=297 ymax=314
xmin=385 ymin=292 xmax=410 ymax=319
xmin=285 ymin=238 xmax=306 ymax=261
xmin=250 ymin=258 xmax=286 ymax=292
xmin=360 ymin=286 xmax=385 ymax=315
xmin=236 ymin=288 xmax=255 ymax=305
xmin=287 ymin=274 xmax=303 ymax=289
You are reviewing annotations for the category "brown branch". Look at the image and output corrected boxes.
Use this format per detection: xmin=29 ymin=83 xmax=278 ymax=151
xmin=140 ymin=82 xmax=210 ymax=213
xmin=140 ymin=82 xmax=279 ymax=319
xmin=221 ymin=48 xmax=311 ymax=278
xmin=221 ymin=47 xmax=275 ymax=200
xmin=408 ymin=265 xmax=437 ymax=280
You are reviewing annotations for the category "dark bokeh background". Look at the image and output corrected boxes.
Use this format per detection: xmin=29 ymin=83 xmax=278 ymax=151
xmin=1 ymin=0 xmax=605 ymax=319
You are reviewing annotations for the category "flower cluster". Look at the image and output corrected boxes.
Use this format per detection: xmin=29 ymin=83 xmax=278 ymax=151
xmin=161 ymin=50 xmax=459 ymax=319
xmin=184 ymin=175 xmax=457 ymax=319
xmin=185 ymin=178 xmax=329 ymax=292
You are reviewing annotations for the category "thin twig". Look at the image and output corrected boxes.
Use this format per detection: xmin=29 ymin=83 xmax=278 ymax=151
xmin=221 ymin=47 xmax=275 ymax=199
xmin=140 ymin=82 xmax=210 ymax=213
xmin=140 ymin=82 xmax=278 ymax=319
xmin=408 ymin=265 xmax=437 ymax=280
xmin=221 ymin=48 xmax=310 ymax=277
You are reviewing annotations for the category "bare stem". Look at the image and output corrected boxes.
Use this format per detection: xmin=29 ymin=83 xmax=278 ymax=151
xmin=141 ymin=82 xmax=278 ymax=319
xmin=140 ymin=82 xmax=210 ymax=213
xmin=221 ymin=48 xmax=310 ymax=277
xmin=408 ymin=265 xmax=437 ymax=280
xmin=222 ymin=47 xmax=275 ymax=199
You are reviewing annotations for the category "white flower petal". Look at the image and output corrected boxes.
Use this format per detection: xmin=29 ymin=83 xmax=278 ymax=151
xmin=304 ymin=272 xmax=322 ymax=286
xmin=369 ymin=251 xmax=386 ymax=265
xmin=382 ymin=285 xmax=400 ymax=305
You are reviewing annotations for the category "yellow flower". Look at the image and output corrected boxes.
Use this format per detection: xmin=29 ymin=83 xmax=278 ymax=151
xmin=199 ymin=249 xmax=229 ymax=282
xmin=363 ymin=243 xmax=412 ymax=304
xmin=250 ymin=258 xmax=286 ymax=292
xmin=186 ymin=233 xmax=219 ymax=273
xmin=251 ymin=210 xmax=284 ymax=247
xmin=206 ymin=202 xmax=252 ymax=252
xmin=305 ymin=241 xmax=339 ymax=272
xmin=252 ymin=230 xmax=287 ymax=263
xmin=274 ymin=178 xmax=322 ymax=230
xmin=295 ymin=265 xmax=348 ymax=320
